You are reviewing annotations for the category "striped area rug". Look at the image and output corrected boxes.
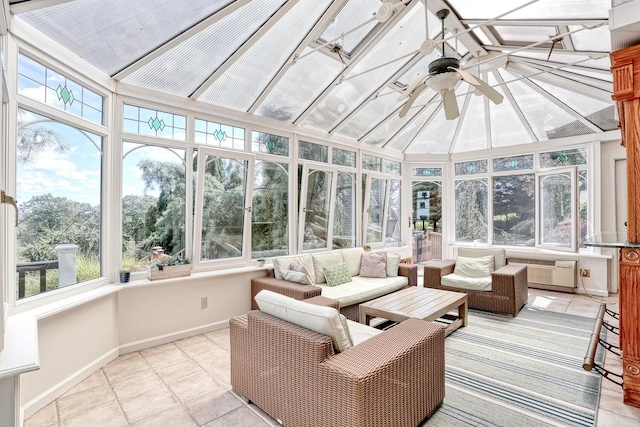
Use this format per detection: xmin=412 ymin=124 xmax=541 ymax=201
xmin=422 ymin=308 xmax=604 ymax=427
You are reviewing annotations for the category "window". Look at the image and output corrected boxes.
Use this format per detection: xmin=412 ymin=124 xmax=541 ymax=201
xmin=300 ymin=168 xmax=332 ymax=250
xmin=362 ymin=154 xmax=382 ymax=171
xmin=251 ymin=131 xmax=289 ymax=156
xmin=332 ymin=147 xmax=356 ymax=167
xmin=455 ymin=179 xmax=488 ymax=243
xmin=386 ymin=179 xmax=401 ymax=243
xmin=124 ymin=104 xmax=186 ymax=140
xmin=537 ymin=168 xmax=578 ymax=252
xmin=493 ymin=174 xmax=535 ymax=246
xmin=252 ymin=161 xmax=289 ymax=258
xmin=195 ymin=119 xmax=245 ymax=150
xmin=18 ymin=53 xmax=104 ymax=125
xmin=121 ymin=143 xmax=187 ymax=271
xmin=194 ymin=149 xmax=254 ymax=264
xmin=299 ymin=140 xmax=328 ymax=162
xmin=334 ymin=172 xmax=357 ymax=249
xmin=16 ymin=109 xmax=103 ymax=299
xmin=364 ymin=177 xmax=386 ymax=244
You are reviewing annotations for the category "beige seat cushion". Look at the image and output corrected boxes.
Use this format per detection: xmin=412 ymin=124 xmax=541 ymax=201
xmin=346 ymin=319 xmax=382 ymax=345
xmin=317 ymin=276 xmax=408 ymax=307
xmin=312 ymin=251 xmax=345 ymax=284
xmin=340 ymin=247 xmax=365 ymax=276
xmin=441 ymin=274 xmax=492 ymax=291
xmin=254 ymin=290 xmax=352 ymax=352
xmin=454 ymin=255 xmax=494 ymax=277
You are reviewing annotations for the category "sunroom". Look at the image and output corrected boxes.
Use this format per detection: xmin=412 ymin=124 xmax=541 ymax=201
xmin=0 ymin=0 xmax=637 ymax=426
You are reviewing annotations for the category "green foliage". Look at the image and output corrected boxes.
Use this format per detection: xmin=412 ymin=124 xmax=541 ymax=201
xmin=17 ymin=194 xmax=100 ymax=262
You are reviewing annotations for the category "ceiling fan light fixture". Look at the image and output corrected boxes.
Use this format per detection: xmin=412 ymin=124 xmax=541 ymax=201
xmin=428 ymin=71 xmax=461 ymax=93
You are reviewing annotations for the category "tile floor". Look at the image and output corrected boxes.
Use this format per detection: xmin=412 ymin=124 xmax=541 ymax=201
xmin=24 ymin=288 xmax=640 ymax=427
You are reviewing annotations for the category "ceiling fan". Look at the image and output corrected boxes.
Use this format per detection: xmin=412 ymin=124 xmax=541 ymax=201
xmin=397 ymin=8 xmax=504 ymax=120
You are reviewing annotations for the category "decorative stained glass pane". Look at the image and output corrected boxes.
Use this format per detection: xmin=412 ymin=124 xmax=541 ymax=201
xmin=412 ymin=167 xmax=442 ymax=177
xmin=299 ymin=140 xmax=328 ymax=162
xmin=251 ymin=131 xmax=289 ymax=156
xmin=362 ymin=154 xmax=382 ymax=172
xmin=194 ymin=119 xmax=244 ymax=149
xmin=123 ymin=105 xmax=186 ymax=140
xmin=332 ymin=148 xmax=356 ymax=167
xmin=493 ymin=155 xmax=534 ymax=172
xmin=385 ymin=159 xmax=401 ymax=175
xmin=18 ymin=53 xmax=104 ymax=125
xmin=455 ymin=160 xmax=487 ymax=175
xmin=540 ymin=149 xmax=587 ymax=168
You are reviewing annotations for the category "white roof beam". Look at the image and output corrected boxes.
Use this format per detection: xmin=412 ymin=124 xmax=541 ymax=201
xmin=294 ymin=0 xmax=419 ymax=125
xmin=509 ymin=57 xmax=612 ymax=92
xmin=461 ymin=19 xmax=607 ymax=27
xmin=112 ymin=0 xmax=255 ymax=80
xmin=191 ymin=0 xmax=300 ymax=99
xmin=506 ymin=61 xmax=611 ymax=102
xmin=426 ymin=0 xmax=486 ymax=59
xmin=485 ymin=45 xmax=606 ymax=58
xmin=509 ymin=56 xmax=611 ymax=76
xmin=516 ymin=75 xmax=603 ymax=133
xmin=10 ymin=0 xmax=73 ymax=14
xmin=248 ymin=0 xmax=351 ymax=114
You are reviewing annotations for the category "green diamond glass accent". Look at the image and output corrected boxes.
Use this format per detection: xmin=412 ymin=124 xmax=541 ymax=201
xmin=56 ymin=84 xmax=74 ymax=105
xmin=147 ymin=117 xmax=166 ymax=132
xmin=265 ymin=139 xmax=275 ymax=151
xmin=214 ymin=129 xmax=227 ymax=142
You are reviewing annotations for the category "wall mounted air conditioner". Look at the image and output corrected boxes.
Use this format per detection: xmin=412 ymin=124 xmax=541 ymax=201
xmin=509 ymin=258 xmax=577 ymax=289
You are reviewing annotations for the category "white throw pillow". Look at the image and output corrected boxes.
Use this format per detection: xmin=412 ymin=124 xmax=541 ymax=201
xmin=281 ymin=269 xmax=313 ymax=285
xmin=453 ymin=255 xmax=494 ymax=278
xmin=254 ymin=290 xmax=352 ymax=352
xmin=272 ymin=254 xmax=315 ymax=282
xmin=386 ymin=253 xmax=400 ymax=277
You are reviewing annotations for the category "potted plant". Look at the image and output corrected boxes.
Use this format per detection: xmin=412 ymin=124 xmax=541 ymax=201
xmin=256 ymin=257 xmax=266 ymax=266
xmin=363 ymin=245 xmax=371 ymax=252
xmin=148 ymin=256 xmax=192 ymax=281
xmin=119 ymin=269 xmax=131 ymax=283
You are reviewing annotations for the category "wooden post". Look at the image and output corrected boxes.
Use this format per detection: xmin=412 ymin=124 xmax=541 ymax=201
xmin=611 ymin=44 xmax=640 ymax=407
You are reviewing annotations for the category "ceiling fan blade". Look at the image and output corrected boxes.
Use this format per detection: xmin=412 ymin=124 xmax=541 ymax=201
xmin=449 ymin=66 xmax=480 ymax=87
xmin=397 ymin=74 xmax=428 ymax=101
xmin=442 ymin=89 xmax=460 ymax=120
xmin=399 ymin=83 xmax=427 ymax=118
xmin=474 ymin=77 xmax=504 ymax=104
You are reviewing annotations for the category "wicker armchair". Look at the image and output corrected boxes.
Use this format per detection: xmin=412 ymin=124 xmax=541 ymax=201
xmin=230 ymin=310 xmax=445 ymax=427
xmin=423 ymin=247 xmax=528 ymax=316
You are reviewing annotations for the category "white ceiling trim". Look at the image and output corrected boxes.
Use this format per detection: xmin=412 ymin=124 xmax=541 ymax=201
xmin=248 ymin=0 xmax=350 ymax=114
xmin=190 ymin=0 xmax=300 ymax=99
xmin=10 ymin=0 xmax=73 ymax=14
xmin=461 ymin=19 xmax=608 ymax=27
xmin=112 ymin=0 xmax=255 ymax=80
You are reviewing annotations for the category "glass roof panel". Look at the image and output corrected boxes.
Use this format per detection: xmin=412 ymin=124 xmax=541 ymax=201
xmin=123 ymin=0 xmax=286 ymax=96
xmin=454 ymin=92 xmax=488 ymax=153
xmin=447 ymin=0 xmax=609 ymax=20
xmin=256 ymin=48 xmax=342 ymax=122
xmin=491 ymin=25 xmax=558 ymax=44
xmin=511 ymin=52 xmax=611 ymax=70
xmin=486 ymin=71 xmax=535 ymax=148
xmin=531 ymin=79 xmax=617 ymax=131
xmin=405 ymin=105 xmax=461 ymax=154
xmin=335 ymin=88 xmax=401 ymax=139
xmin=568 ymin=25 xmax=611 ymax=52
xmin=500 ymin=69 xmax=594 ymax=140
xmin=301 ymin=3 xmax=425 ymax=131
xmin=198 ymin=0 xmax=332 ymax=111
xmin=473 ymin=28 xmax=493 ymax=45
xmin=362 ymin=101 xmax=426 ymax=146
xmin=18 ymin=0 xmax=234 ymax=76
xmin=318 ymin=0 xmax=381 ymax=54
xmin=386 ymin=101 xmax=440 ymax=152
xmin=396 ymin=51 xmax=442 ymax=87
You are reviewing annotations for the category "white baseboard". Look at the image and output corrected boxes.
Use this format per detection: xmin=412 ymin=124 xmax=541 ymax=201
xmin=118 ymin=319 xmax=230 ymax=355
xmin=21 ymin=347 xmax=119 ymax=420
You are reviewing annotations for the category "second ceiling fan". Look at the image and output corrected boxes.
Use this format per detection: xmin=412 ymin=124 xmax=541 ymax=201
xmin=397 ymin=8 xmax=504 ymax=120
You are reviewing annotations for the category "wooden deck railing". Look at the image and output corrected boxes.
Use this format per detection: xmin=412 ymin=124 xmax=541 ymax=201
xmin=16 ymin=260 xmax=59 ymax=299
xmin=413 ymin=228 xmax=442 ymax=262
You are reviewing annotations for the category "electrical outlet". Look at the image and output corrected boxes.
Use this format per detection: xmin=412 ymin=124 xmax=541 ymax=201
xmin=201 ymin=297 xmax=208 ymax=309
xmin=580 ymin=269 xmax=590 ymax=278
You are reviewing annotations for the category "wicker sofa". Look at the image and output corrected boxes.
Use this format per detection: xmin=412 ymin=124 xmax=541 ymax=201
xmin=251 ymin=247 xmax=418 ymax=321
xmin=231 ymin=291 xmax=445 ymax=427
xmin=423 ymin=247 xmax=528 ymax=316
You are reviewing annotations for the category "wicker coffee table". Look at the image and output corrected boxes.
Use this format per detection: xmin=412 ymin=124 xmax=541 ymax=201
xmin=359 ymin=286 xmax=468 ymax=336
